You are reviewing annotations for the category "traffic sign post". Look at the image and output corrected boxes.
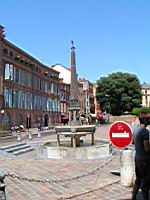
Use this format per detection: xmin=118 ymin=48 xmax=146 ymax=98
xmin=109 ymin=121 xmax=134 ymax=187
xmin=109 ymin=121 xmax=133 ymax=149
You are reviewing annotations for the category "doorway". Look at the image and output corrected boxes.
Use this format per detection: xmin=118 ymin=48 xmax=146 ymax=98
xmin=44 ymin=114 xmax=48 ymax=127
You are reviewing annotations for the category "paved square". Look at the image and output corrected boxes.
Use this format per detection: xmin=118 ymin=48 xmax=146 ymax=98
xmin=0 ymin=125 xmax=146 ymax=199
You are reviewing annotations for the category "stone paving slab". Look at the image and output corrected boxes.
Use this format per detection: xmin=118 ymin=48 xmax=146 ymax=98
xmin=0 ymin=125 xmax=145 ymax=200
xmin=0 ymin=154 xmax=122 ymax=200
xmin=2 ymin=152 xmax=145 ymax=200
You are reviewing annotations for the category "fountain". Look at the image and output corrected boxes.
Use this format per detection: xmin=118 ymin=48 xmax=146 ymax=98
xmin=38 ymin=41 xmax=112 ymax=159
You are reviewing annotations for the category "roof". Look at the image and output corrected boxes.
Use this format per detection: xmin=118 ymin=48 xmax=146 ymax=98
xmin=141 ymin=82 xmax=150 ymax=89
xmin=4 ymin=39 xmax=59 ymax=74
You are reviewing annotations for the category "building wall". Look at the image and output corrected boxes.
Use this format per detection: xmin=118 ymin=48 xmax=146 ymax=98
xmin=60 ymin=79 xmax=70 ymax=114
xmin=93 ymin=84 xmax=101 ymax=115
xmin=79 ymin=79 xmax=95 ymax=119
xmin=142 ymin=88 xmax=150 ymax=107
xmin=0 ymin=26 xmax=5 ymax=125
xmin=52 ymin=64 xmax=71 ymax=84
xmin=53 ymin=64 xmax=85 ymax=117
xmin=0 ymin=26 xmax=61 ymax=129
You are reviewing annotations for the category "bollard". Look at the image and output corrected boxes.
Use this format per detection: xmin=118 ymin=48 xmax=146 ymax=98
xmin=17 ymin=131 xmax=21 ymax=141
xmin=28 ymin=131 xmax=32 ymax=140
xmin=120 ymin=149 xmax=134 ymax=186
xmin=37 ymin=130 xmax=41 ymax=138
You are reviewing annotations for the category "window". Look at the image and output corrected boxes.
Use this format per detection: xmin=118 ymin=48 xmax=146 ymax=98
xmin=21 ymin=92 xmax=26 ymax=109
xmin=39 ymin=79 xmax=42 ymax=90
xmin=34 ymin=77 xmax=40 ymax=90
xmin=2 ymin=113 xmax=10 ymax=126
xmin=4 ymin=87 xmax=12 ymax=108
xmin=26 ymin=92 xmax=32 ymax=109
xmin=10 ymin=51 xmax=14 ymax=58
xmin=33 ymin=95 xmax=47 ymax=111
xmin=51 ymin=83 xmax=60 ymax=95
xmin=26 ymin=72 xmax=32 ymax=87
xmin=18 ymin=91 xmax=26 ymax=109
xmin=51 ymin=83 xmax=54 ymax=93
xmin=18 ymin=113 xmax=23 ymax=125
xmin=45 ymin=81 xmax=48 ymax=93
xmin=3 ymin=48 xmax=8 ymax=55
xmin=13 ymin=90 xmax=19 ymax=108
xmin=4 ymin=63 xmax=13 ymax=80
xmin=14 ymin=67 xmax=20 ymax=83
xmin=21 ymin=70 xmax=26 ymax=85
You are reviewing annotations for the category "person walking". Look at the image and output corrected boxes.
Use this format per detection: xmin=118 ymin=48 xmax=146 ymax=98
xmin=131 ymin=114 xmax=150 ymax=200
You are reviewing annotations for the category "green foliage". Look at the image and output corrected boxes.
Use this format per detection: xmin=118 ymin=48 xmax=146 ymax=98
xmin=96 ymin=72 xmax=142 ymax=115
xmin=131 ymin=108 xmax=142 ymax=116
xmin=131 ymin=107 xmax=150 ymax=116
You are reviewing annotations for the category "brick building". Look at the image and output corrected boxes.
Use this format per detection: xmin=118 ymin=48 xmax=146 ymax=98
xmin=59 ymin=78 xmax=70 ymax=124
xmin=0 ymin=25 xmax=61 ymax=130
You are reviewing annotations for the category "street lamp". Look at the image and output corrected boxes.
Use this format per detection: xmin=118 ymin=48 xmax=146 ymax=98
xmin=27 ymin=113 xmax=30 ymax=131
xmin=1 ymin=109 xmax=4 ymax=133
xmin=48 ymin=98 xmax=52 ymax=126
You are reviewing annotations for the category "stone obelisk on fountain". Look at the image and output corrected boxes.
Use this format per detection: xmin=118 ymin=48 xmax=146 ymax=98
xmin=69 ymin=41 xmax=80 ymax=125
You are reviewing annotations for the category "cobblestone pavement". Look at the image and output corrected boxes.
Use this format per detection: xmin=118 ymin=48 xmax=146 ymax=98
xmin=0 ymin=124 xmax=145 ymax=200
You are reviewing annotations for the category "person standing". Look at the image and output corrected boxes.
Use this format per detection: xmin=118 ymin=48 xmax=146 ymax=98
xmin=131 ymin=114 xmax=150 ymax=200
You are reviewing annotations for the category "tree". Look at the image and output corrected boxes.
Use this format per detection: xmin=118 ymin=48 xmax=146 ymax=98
xmin=131 ymin=107 xmax=150 ymax=116
xmin=96 ymin=72 xmax=142 ymax=115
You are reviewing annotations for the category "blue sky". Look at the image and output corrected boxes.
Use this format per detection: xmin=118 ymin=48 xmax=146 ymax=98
xmin=1 ymin=0 xmax=150 ymax=83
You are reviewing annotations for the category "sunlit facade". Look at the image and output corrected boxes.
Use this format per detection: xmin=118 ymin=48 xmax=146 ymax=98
xmin=0 ymin=25 xmax=61 ymax=129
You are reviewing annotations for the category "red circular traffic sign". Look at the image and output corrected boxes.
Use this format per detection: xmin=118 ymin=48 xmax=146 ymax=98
xmin=109 ymin=121 xmax=133 ymax=148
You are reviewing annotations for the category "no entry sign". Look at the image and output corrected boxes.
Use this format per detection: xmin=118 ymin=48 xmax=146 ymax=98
xmin=109 ymin=121 xmax=133 ymax=148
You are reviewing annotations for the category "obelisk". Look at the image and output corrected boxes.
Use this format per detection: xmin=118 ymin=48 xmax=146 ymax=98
xmin=69 ymin=41 xmax=80 ymax=125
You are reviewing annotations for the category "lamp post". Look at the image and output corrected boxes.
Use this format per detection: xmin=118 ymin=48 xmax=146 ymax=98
xmin=1 ymin=109 xmax=4 ymax=133
xmin=27 ymin=113 xmax=30 ymax=131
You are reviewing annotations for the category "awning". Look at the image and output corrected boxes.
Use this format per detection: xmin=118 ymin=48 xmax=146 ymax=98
xmin=61 ymin=114 xmax=69 ymax=120
xmin=62 ymin=116 xmax=69 ymax=120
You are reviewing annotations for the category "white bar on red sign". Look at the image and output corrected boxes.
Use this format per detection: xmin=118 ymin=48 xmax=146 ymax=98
xmin=112 ymin=132 xmax=129 ymax=138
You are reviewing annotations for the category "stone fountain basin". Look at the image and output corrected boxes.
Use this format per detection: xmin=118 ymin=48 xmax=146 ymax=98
xmin=38 ymin=140 xmax=112 ymax=159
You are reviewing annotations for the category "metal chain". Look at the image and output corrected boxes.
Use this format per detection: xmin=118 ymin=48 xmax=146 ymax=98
xmin=5 ymin=151 xmax=120 ymax=184
xmin=57 ymin=180 xmax=120 ymax=200
xmin=56 ymin=149 xmax=127 ymax=200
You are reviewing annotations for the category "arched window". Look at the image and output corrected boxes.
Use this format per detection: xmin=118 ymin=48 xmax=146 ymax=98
xmin=2 ymin=113 xmax=10 ymax=125
xmin=18 ymin=113 xmax=23 ymax=125
xmin=10 ymin=51 xmax=14 ymax=58
xmin=3 ymin=48 xmax=8 ymax=55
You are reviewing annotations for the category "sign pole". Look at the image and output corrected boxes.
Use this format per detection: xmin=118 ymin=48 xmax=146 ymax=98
xmin=109 ymin=121 xmax=134 ymax=186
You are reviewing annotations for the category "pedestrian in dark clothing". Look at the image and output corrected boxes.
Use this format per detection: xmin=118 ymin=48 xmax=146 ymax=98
xmin=131 ymin=115 xmax=150 ymax=200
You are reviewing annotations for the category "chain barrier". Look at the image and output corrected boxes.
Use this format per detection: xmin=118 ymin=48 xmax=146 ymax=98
xmin=57 ymin=179 xmax=120 ymax=200
xmin=5 ymin=151 xmax=120 ymax=184
xmin=57 ymin=149 xmax=130 ymax=200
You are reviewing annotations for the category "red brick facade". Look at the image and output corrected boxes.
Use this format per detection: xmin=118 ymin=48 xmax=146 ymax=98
xmin=0 ymin=25 xmax=61 ymax=130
